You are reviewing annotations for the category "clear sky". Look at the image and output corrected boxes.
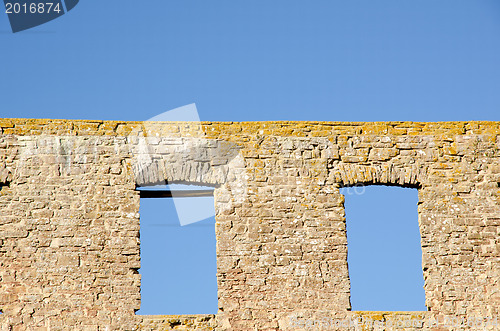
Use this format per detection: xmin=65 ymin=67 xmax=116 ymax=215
xmin=1 ymin=0 xmax=499 ymax=315
xmin=341 ymin=186 xmax=425 ymax=311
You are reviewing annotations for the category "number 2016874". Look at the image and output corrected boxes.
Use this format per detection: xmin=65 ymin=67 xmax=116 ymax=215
xmin=5 ymin=2 xmax=62 ymax=14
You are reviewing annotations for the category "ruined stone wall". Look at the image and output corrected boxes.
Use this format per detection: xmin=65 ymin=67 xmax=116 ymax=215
xmin=0 ymin=119 xmax=498 ymax=330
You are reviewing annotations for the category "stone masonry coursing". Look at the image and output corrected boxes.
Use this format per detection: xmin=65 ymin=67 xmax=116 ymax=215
xmin=0 ymin=119 xmax=498 ymax=330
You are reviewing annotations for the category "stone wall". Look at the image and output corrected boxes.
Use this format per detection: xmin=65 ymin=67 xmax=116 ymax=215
xmin=0 ymin=119 xmax=498 ymax=330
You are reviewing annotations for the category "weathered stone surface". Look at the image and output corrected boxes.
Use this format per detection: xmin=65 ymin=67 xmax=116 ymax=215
xmin=0 ymin=119 xmax=499 ymax=330
xmin=138 ymin=315 xmax=216 ymax=330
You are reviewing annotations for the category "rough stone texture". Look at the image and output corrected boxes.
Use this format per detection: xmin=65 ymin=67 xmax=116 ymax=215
xmin=137 ymin=315 xmax=216 ymax=330
xmin=0 ymin=119 xmax=499 ymax=330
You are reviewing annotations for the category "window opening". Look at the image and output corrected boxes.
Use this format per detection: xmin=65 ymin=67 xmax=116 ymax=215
xmin=340 ymin=185 xmax=426 ymax=311
xmin=136 ymin=184 xmax=218 ymax=315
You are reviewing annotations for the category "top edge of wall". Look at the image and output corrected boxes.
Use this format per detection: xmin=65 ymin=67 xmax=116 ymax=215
xmin=1 ymin=118 xmax=499 ymax=136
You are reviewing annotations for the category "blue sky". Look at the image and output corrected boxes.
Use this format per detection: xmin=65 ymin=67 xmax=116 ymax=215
xmin=1 ymin=0 xmax=499 ymax=315
xmin=1 ymin=1 xmax=499 ymax=122
xmin=341 ymin=186 xmax=424 ymax=311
